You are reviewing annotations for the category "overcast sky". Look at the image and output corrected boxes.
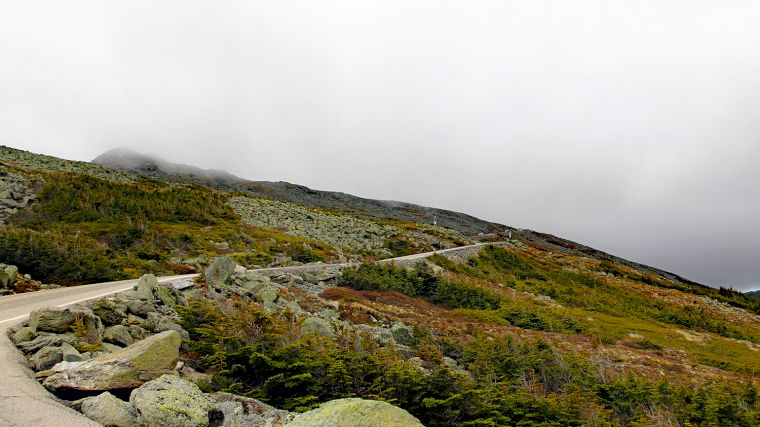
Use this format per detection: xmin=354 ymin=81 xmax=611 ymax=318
xmin=1 ymin=1 xmax=759 ymax=290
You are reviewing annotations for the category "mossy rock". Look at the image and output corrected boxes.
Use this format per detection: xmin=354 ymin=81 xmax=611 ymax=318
xmin=286 ymin=398 xmax=423 ymax=427
xmin=43 ymin=330 xmax=181 ymax=391
xmin=130 ymin=374 xmax=212 ymax=427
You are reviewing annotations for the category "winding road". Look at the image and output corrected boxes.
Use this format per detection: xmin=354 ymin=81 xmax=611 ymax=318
xmin=0 ymin=242 xmax=493 ymax=426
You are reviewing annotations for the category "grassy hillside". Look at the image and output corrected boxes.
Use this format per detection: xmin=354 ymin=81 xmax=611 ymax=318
xmin=91 ymin=147 xmax=509 ymax=236
xmin=3 ymin=145 xmax=760 ymax=425
xmin=0 ymin=148 xmax=468 ymax=284
xmin=181 ymin=247 xmax=760 ymax=426
xmin=0 ymin=169 xmax=340 ymax=284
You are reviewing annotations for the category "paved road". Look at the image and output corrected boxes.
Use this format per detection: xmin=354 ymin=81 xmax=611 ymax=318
xmin=377 ymin=242 xmax=493 ymax=264
xmin=0 ymin=242 xmax=495 ymax=426
xmin=0 ymin=274 xmax=196 ymax=427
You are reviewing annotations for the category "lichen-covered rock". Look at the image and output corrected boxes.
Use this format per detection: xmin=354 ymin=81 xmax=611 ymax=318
xmin=125 ymin=314 xmax=145 ymax=325
xmin=32 ymin=346 xmax=63 ymax=370
xmin=135 ymin=274 xmax=159 ymax=302
xmin=61 ymin=341 xmax=83 ymax=362
xmin=125 ymin=298 xmax=154 ymax=317
xmin=0 ymin=264 xmax=18 ymax=287
xmin=209 ymin=392 xmax=294 ymax=427
xmin=28 ymin=307 xmax=103 ymax=344
xmin=300 ymin=317 xmax=336 ymax=340
xmin=17 ymin=333 xmax=76 ymax=354
xmin=254 ymin=285 xmax=281 ymax=310
xmin=103 ymin=325 xmax=135 ymax=347
xmin=130 ymin=374 xmax=213 ymax=427
xmin=81 ymin=391 xmax=137 ymax=427
xmin=142 ymin=312 xmax=189 ymax=339
xmin=205 ymin=256 xmax=236 ymax=286
xmin=156 ymin=285 xmax=177 ymax=308
xmin=129 ymin=325 xmax=150 ymax=341
xmin=11 ymin=326 xmax=36 ymax=344
xmin=90 ymin=298 xmax=127 ymax=326
xmin=285 ymin=398 xmax=423 ymax=427
xmin=43 ymin=330 xmax=181 ymax=391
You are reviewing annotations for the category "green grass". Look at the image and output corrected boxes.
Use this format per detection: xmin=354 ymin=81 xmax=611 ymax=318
xmin=2 ymin=172 xmax=337 ymax=284
xmin=428 ymin=245 xmax=760 ymax=376
xmin=431 ymin=246 xmax=760 ymax=344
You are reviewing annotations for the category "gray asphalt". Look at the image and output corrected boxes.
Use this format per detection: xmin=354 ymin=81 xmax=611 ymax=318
xmin=0 ymin=242 xmax=492 ymax=426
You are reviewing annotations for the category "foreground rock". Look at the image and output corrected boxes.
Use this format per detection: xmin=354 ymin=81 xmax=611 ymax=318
xmin=28 ymin=307 xmax=103 ymax=343
xmin=209 ymin=392 xmax=293 ymax=426
xmin=81 ymin=391 xmax=138 ymax=427
xmin=286 ymin=398 xmax=424 ymax=427
xmin=73 ymin=375 xmax=416 ymax=427
xmin=130 ymin=375 xmax=213 ymax=427
xmin=43 ymin=330 xmax=181 ymax=392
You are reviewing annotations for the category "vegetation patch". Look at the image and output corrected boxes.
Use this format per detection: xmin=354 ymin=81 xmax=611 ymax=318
xmin=1 ymin=173 xmax=338 ymax=284
xmin=337 ymin=263 xmax=501 ymax=310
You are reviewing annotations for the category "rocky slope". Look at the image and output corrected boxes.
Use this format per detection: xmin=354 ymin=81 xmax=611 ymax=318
xmin=9 ymin=259 xmax=426 ymax=427
xmin=13 ymin=249 xmax=760 ymax=425
xmin=0 ymin=145 xmax=135 ymax=183
xmin=91 ymin=147 xmax=509 ymax=236
xmin=229 ymin=196 xmax=470 ymax=253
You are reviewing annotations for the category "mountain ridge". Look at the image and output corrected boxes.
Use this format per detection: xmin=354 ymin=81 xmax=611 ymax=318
xmin=91 ymin=146 xmax=704 ymax=288
xmin=92 ymin=147 xmax=513 ymax=236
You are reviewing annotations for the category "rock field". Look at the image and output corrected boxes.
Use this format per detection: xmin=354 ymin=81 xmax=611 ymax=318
xmin=8 ymin=256 xmax=427 ymax=426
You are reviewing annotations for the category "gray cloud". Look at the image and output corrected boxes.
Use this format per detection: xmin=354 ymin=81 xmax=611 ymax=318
xmin=1 ymin=1 xmax=759 ymax=289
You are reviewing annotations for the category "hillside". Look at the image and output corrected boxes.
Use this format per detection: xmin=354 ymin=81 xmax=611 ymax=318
xmin=3 ymin=145 xmax=760 ymax=425
xmin=92 ymin=147 xmax=509 ymax=236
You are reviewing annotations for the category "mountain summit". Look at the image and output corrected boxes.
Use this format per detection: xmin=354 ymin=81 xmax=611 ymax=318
xmin=93 ymin=148 xmax=240 ymax=181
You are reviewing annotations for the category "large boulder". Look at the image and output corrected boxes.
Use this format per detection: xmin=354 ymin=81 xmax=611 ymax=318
xmin=28 ymin=307 xmax=103 ymax=344
xmin=81 ymin=391 xmax=137 ymax=427
xmin=43 ymin=330 xmax=181 ymax=392
xmin=130 ymin=374 xmax=213 ymax=427
xmin=205 ymin=256 xmax=236 ymax=286
xmin=285 ymin=398 xmax=423 ymax=427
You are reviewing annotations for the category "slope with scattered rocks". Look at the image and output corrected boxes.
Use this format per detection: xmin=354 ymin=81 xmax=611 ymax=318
xmin=8 ymin=259 xmax=425 ymax=426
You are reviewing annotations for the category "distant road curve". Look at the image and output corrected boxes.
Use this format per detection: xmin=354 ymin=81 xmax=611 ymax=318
xmin=0 ymin=242 xmax=498 ymax=426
